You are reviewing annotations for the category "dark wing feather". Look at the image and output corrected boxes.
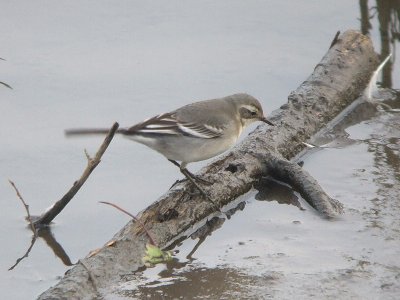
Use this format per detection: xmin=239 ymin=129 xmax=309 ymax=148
xmin=121 ymin=112 xmax=224 ymax=139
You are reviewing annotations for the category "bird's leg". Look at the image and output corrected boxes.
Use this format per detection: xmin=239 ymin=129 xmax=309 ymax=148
xmin=168 ymin=160 xmax=219 ymax=209
xmin=168 ymin=159 xmax=182 ymax=168
xmin=182 ymin=168 xmax=212 ymax=185
xmin=168 ymin=159 xmax=187 ymax=189
xmin=167 ymin=160 xmax=212 ymax=185
xmin=180 ymin=168 xmax=219 ymax=209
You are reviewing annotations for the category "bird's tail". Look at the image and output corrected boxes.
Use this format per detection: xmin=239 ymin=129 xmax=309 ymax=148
xmin=65 ymin=128 xmax=127 ymax=136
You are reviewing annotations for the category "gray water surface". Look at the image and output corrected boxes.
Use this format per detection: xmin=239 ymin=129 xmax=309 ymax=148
xmin=0 ymin=1 xmax=399 ymax=299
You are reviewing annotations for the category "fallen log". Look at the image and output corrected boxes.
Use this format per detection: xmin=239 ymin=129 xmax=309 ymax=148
xmin=38 ymin=30 xmax=378 ymax=299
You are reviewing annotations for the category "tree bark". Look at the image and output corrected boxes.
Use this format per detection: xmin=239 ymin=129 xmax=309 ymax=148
xmin=38 ymin=30 xmax=378 ymax=300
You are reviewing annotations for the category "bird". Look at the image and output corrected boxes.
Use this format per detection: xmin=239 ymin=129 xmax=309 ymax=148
xmin=65 ymin=93 xmax=274 ymax=204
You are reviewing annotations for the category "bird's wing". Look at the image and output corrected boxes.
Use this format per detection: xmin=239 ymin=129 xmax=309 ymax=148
xmin=174 ymin=99 xmax=231 ymax=138
xmin=122 ymin=112 xmax=224 ymax=139
xmin=177 ymin=121 xmax=224 ymax=138
xmin=124 ymin=113 xmax=179 ymax=135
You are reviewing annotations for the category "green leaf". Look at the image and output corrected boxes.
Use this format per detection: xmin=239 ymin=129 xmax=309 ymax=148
xmin=143 ymin=244 xmax=172 ymax=266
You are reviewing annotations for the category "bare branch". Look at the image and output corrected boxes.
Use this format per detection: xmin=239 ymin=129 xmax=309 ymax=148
xmin=99 ymin=201 xmax=156 ymax=245
xmin=35 ymin=122 xmax=119 ymax=226
xmin=0 ymin=81 xmax=12 ymax=89
xmin=84 ymin=149 xmax=91 ymax=161
xmin=329 ymin=30 xmax=341 ymax=49
xmin=0 ymin=57 xmax=13 ymax=89
xmin=8 ymin=123 xmax=118 ymax=270
xmin=8 ymin=180 xmax=36 ymax=233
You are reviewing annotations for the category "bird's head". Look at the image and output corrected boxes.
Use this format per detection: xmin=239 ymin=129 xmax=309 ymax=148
xmin=233 ymin=94 xmax=274 ymax=127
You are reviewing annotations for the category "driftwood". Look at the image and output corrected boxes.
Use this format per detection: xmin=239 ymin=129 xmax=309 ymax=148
xmin=38 ymin=30 xmax=378 ymax=299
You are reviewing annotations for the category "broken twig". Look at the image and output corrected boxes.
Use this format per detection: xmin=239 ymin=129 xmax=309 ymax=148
xmin=0 ymin=81 xmax=12 ymax=89
xmin=9 ymin=122 xmax=119 ymax=270
xmin=329 ymin=30 xmax=341 ymax=49
xmin=8 ymin=180 xmax=38 ymax=270
xmin=99 ymin=201 xmax=156 ymax=245
xmin=35 ymin=122 xmax=119 ymax=226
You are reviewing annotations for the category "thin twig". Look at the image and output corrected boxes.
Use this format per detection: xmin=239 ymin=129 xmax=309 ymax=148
xmin=8 ymin=123 xmax=118 ymax=270
xmin=99 ymin=201 xmax=156 ymax=245
xmin=0 ymin=81 xmax=12 ymax=89
xmin=8 ymin=180 xmax=38 ymax=270
xmin=329 ymin=30 xmax=341 ymax=49
xmin=8 ymin=180 xmax=36 ymax=234
xmin=35 ymin=122 xmax=119 ymax=226
xmin=84 ymin=149 xmax=91 ymax=161
xmin=1 ymin=57 xmax=13 ymax=89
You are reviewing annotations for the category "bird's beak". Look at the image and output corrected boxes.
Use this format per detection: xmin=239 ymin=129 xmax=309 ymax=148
xmin=261 ymin=117 xmax=275 ymax=126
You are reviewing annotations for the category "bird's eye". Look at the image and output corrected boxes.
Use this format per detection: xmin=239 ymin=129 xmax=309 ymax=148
xmin=250 ymin=111 xmax=257 ymax=116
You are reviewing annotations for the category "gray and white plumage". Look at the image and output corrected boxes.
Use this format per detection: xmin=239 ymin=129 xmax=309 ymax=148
xmin=65 ymin=93 xmax=273 ymax=168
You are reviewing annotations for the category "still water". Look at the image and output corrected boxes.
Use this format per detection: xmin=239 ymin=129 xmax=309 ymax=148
xmin=0 ymin=1 xmax=399 ymax=299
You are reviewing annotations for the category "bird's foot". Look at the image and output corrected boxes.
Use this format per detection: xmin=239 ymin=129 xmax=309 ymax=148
xmin=169 ymin=179 xmax=184 ymax=190
xmin=166 ymin=160 xmax=220 ymax=211
xmin=192 ymin=175 xmax=213 ymax=185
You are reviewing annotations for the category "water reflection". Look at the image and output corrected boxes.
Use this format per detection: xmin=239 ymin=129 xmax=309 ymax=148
xmin=118 ymin=266 xmax=280 ymax=299
xmin=254 ymin=177 xmax=303 ymax=210
xmin=10 ymin=226 xmax=74 ymax=270
xmin=364 ymin=93 xmax=400 ymax=236
xmin=38 ymin=228 xmax=73 ymax=266
xmin=360 ymin=0 xmax=400 ymax=88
